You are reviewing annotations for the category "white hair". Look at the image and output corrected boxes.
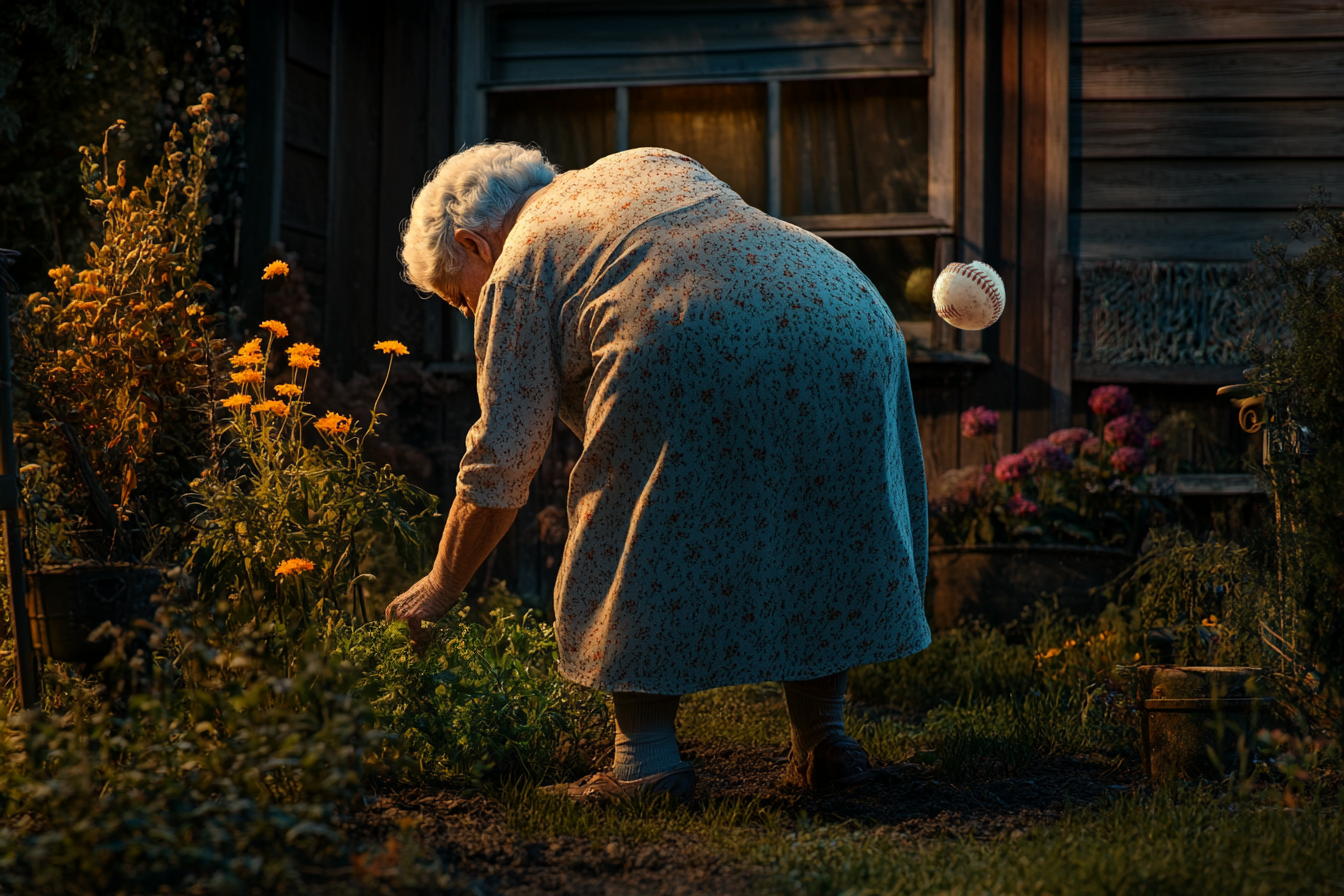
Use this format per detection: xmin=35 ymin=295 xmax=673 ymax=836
xmin=400 ymin=142 xmax=559 ymax=294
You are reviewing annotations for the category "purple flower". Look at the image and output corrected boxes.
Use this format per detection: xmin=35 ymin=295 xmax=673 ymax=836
xmin=1048 ymin=427 xmax=1093 ymax=453
xmin=1089 ymin=385 xmax=1133 ymax=422
xmin=1023 ymin=438 xmax=1074 ymax=472
xmin=1110 ymin=446 xmax=1148 ymax=474
xmin=995 ymin=453 xmax=1033 ymax=483
xmin=1104 ymin=416 xmax=1146 ymax=448
xmin=1006 ymin=494 xmax=1040 ymax=518
xmin=960 ymin=406 xmax=1000 ymax=439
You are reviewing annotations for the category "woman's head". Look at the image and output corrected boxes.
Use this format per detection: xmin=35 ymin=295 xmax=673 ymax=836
xmin=400 ymin=142 xmax=558 ymax=310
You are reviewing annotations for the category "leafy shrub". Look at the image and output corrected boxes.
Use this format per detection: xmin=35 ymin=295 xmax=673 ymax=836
xmin=13 ymin=99 xmax=227 ymax=562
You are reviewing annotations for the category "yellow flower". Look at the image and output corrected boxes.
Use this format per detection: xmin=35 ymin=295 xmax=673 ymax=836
xmin=374 ymin=340 xmax=409 ymax=356
xmin=260 ymin=319 xmax=289 ymax=338
xmin=1202 ymin=615 xmax=1220 ymax=628
xmin=1035 ymin=647 xmax=1063 ymax=661
xmin=287 ymin=343 xmax=320 ymax=369
xmin=252 ymin=399 xmax=289 ymax=417
xmin=275 ymin=557 xmax=314 ymax=576
xmin=220 ymin=394 xmax=252 ymax=409
xmin=262 ymin=260 xmax=290 ymax=280
xmin=314 ymin=411 xmax=352 ymax=436
xmin=230 ymin=369 xmax=263 ymax=386
xmin=274 ymin=383 xmax=302 ymax=398
xmin=230 ymin=337 xmax=265 ymax=368
xmin=186 ymin=303 xmax=204 ymax=315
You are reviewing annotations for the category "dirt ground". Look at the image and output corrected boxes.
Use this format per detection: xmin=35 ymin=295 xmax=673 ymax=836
xmin=353 ymin=737 xmax=1141 ymax=896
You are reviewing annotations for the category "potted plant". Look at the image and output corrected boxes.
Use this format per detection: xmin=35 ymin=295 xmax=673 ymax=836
xmin=927 ymin=385 xmax=1173 ymax=627
xmin=12 ymin=100 xmax=226 ymax=664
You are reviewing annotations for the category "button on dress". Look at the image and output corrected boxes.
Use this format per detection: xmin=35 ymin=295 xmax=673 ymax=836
xmin=458 ymin=147 xmax=930 ymax=694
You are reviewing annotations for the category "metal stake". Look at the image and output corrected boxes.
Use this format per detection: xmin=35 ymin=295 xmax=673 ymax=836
xmin=0 ymin=250 xmax=38 ymax=708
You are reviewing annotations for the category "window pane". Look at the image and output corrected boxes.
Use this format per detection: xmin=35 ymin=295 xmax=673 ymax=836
xmin=826 ymin=235 xmax=936 ymax=325
xmin=629 ymin=83 xmax=767 ymax=210
xmin=782 ymin=78 xmax=928 ymax=217
xmin=488 ymin=88 xmax=616 ymax=173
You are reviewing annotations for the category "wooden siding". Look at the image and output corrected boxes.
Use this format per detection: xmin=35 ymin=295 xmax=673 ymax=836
xmin=1071 ymin=0 xmax=1344 ymax=263
xmin=484 ymin=1 xmax=928 ymax=88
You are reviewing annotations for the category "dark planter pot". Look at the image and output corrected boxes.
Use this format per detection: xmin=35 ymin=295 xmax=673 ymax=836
xmin=925 ymin=545 xmax=1134 ymax=629
xmin=26 ymin=564 xmax=163 ymax=664
xmin=1138 ymin=665 xmax=1277 ymax=781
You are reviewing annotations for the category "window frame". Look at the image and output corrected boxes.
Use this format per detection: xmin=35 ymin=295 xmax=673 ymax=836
xmin=453 ymin=0 xmax=959 ymax=351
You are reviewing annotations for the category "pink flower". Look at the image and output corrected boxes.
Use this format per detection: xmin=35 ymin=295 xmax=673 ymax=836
xmin=1081 ymin=436 xmax=1102 ymax=454
xmin=1089 ymin=385 xmax=1133 ymax=421
xmin=1110 ymin=446 xmax=1148 ymax=474
xmin=1006 ymin=494 xmax=1040 ymax=518
xmin=1148 ymin=434 xmax=1166 ymax=453
xmin=1104 ymin=416 xmax=1146 ymax=448
xmin=1023 ymin=438 xmax=1073 ymax=472
xmin=960 ymin=406 xmax=1000 ymax=439
xmin=1048 ymin=427 xmax=1093 ymax=453
xmin=995 ymin=453 xmax=1033 ymax=483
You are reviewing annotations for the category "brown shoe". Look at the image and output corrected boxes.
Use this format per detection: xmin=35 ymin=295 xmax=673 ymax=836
xmin=782 ymin=734 xmax=873 ymax=790
xmin=539 ymin=760 xmax=695 ymax=805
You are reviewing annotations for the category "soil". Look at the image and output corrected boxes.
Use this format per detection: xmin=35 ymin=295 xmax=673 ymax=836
xmin=351 ymin=737 xmax=1142 ymax=896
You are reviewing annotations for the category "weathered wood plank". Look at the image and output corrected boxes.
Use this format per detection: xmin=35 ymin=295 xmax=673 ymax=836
xmin=1073 ymin=210 xmax=1299 ymax=260
xmin=279 ymin=146 xmax=328 ymax=235
xmin=327 ymin=0 xmax=384 ymax=374
xmin=283 ymin=62 xmax=330 ymax=156
xmin=1075 ymin=0 xmax=1344 ymax=43
xmin=786 ymin=212 xmax=948 ymax=231
xmin=1075 ymin=101 xmax=1344 ymax=158
xmin=1077 ymin=160 xmax=1344 ymax=210
xmin=1074 ymin=362 xmax=1247 ymax=385
xmin=1074 ymin=41 xmax=1344 ymax=100
xmin=287 ymin=0 xmax=333 ymax=74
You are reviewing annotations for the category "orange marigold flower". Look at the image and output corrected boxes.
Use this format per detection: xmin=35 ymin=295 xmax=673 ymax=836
xmin=314 ymin=411 xmax=352 ymax=436
xmin=252 ymin=399 xmax=289 ymax=417
xmin=287 ymin=342 xmax=319 ymax=358
xmin=262 ymin=260 xmax=290 ymax=280
xmin=275 ymin=557 xmax=315 ymax=576
xmin=260 ymin=319 xmax=289 ymax=338
xmin=274 ymin=383 xmax=303 ymax=398
xmin=231 ymin=369 xmax=263 ymax=386
xmin=230 ymin=337 xmax=265 ymax=367
xmin=220 ymin=393 xmax=252 ymax=409
xmin=288 ymin=355 xmax=320 ymax=370
xmin=374 ymin=340 xmax=409 ymax=356
xmin=287 ymin=343 xmax=321 ymax=369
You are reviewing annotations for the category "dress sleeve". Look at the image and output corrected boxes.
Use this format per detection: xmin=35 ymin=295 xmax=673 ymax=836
xmin=456 ymin=281 xmax=559 ymax=509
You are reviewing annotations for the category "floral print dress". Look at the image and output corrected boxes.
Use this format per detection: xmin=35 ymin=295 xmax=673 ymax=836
xmin=459 ymin=147 xmax=930 ymax=694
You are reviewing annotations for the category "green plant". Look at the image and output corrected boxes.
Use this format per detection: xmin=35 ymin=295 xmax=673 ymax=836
xmin=932 ymin=388 xmax=1173 ymax=548
xmin=1242 ymin=192 xmax=1344 ymax=694
xmin=188 ymin=313 xmax=437 ymax=662
xmin=13 ymin=98 xmax=227 ymax=562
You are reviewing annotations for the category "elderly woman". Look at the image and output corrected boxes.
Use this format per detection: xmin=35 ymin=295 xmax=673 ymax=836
xmin=386 ymin=143 xmax=930 ymax=802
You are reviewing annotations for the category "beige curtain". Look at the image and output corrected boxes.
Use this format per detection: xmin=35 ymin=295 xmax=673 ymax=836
xmin=489 ymin=88 xmax=616 ymax=173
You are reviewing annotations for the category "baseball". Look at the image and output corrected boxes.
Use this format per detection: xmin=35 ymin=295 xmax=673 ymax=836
xmin=932 ymin=261 xmax=1005 ymax=330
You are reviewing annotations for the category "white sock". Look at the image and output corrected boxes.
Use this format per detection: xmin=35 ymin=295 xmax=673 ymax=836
xmin=782 ymin=670 xmax=848 ymax=758
xmin=611 ymin=692 xmax=682 ymax=780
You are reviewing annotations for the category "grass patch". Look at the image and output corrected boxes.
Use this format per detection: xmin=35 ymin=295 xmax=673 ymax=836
xmin=750 ymin=789 xmax=1344 ymax=896
xmin=497 ymin=779 xmax=783 ymax=847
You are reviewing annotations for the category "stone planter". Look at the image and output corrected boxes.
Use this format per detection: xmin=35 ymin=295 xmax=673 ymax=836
xmin=925 ymin=545 xmax=1134 ymax=629
xmin=1137 ymin=665 xmax=1277 ymax=781
xmin=26 ymin=564 xmax=163 ymax=665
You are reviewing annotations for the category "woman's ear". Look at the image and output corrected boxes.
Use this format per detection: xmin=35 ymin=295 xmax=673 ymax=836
xmin=454 ymin=228 xmax=494 ymax=265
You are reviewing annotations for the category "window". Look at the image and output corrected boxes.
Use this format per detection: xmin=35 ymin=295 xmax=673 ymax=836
xmin=457 ymin=0 xmax=955 ymax=356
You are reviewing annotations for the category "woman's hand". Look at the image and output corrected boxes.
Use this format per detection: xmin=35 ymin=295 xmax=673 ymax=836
xmin=384 ymin=572 xmax=458 ymax=653
xmin=384 ymin=496 xmax=520 ymax=654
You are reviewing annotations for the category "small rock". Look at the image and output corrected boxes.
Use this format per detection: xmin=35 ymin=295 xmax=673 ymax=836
xmin=604 ymin=840 xmax=625 ymax=864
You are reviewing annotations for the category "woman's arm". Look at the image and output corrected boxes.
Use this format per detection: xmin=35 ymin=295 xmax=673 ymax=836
xmin=384 ymin=495 xmax=518 ymax=650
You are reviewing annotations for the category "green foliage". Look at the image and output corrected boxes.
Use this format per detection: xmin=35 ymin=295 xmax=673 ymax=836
xmin=335 ymin=607 xmax=608 ymax=783
xmin=14 ymin=99 xmax=227 ymax=562
xmin=1244 ymin=192 xmax=1344 ymax=693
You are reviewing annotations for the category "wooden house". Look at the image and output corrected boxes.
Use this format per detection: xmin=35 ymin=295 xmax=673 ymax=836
xmin=239 ymin=0 xmax=1344 ymax=605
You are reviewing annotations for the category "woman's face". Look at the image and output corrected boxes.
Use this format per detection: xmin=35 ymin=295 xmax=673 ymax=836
xmin=441 ymin=228 xmax=498 ymax=318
